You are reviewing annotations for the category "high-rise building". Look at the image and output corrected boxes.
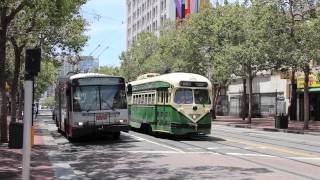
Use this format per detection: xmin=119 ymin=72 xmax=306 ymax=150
xmin=58 ymin=56 xmax=99 ymax=77
xmin=126 ymin=0 xmax=210 ymax=49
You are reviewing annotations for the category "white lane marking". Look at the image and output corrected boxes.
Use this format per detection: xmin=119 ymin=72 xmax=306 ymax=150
xmin=288 ymin=157 xmax=320 ymax=160
xmin=243 ymin=146 xmax=268 ymax=150
xmin=128 ymin=151 xmax=219 ymax=154
xmin=126 ymin=133 xmax=184 ymax=152
xmin=226 ymin=153 xmax=275 ymax=157
xmin=207 ymin=147 xmax=237 ymax=150
xmin=186 ymin=147 xmax=202 ymax=150
xmin=49 ymin=150 xmax=220 ymax=155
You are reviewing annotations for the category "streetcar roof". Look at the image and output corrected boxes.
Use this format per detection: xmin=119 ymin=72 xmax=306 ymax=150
xmin=69 ymin=73 xmax=123 ymax=80
xmin=129 ymin=73 xmax=212 ymax=88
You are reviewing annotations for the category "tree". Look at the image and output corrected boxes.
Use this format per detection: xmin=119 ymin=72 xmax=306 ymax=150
xmin=273 ymin=0 xmax=320 ymax=129
xmin=120 ymin=32 xmax=158 ymax=81
xmin=0 ymin=0 xmax=88 ymax=142
xmin=34 ymin=60 xmax=59 ymax=100
xmin=95 ymin=66 xmax=121 ymax=76
xmin=0 ymin=0 xmax=28 ymax=142
xmin=217 ymin=1 xmax=286 ymax=123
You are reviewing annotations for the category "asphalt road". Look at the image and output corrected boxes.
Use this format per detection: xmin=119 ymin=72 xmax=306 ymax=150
xmin=36 ymin=113 xmax=320 ymax=180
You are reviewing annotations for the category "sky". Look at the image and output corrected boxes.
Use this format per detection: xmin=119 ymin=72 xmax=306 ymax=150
xmin=80 ymin=0 xmax=235 ymax=67
xmin=80 ymin=0 xmax=127 ymax=67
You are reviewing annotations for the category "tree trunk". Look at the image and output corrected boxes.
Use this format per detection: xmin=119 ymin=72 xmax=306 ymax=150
xmin=288 ymin=70 xmax=297 ymax=120
xmin=212 ymin=85 xmax=221 ymax=119
xmin=0 ymin=11 xmax=8 ymax=142
xmin=303 ymin=64 xmax=310 ymax=129
xmin=241 ymin=78 xmax=247 ymax=120
xmin=10 ymin=45 xmax=23 ymax=123
xmin=247 ymin=70 xmax=253 ymax=124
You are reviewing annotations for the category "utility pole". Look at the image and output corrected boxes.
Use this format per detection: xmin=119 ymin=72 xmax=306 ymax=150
xmin=22 ymin=48 xmax=41 ymax=180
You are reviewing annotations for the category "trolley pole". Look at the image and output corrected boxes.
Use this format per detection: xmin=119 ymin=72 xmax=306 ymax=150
xmin=22 ymin=80 xmax=33 ymax=180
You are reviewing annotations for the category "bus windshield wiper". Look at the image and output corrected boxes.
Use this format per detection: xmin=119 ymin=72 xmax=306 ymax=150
xmin=102 ymin=100 xmax=115 ymax=111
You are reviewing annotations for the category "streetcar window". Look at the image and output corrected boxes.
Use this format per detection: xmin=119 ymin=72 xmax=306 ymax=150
xmin=151 ymin=94 xmax=155 ymax=104
xmin=194 ymin=89 xmax=211 ymax=105
xmin=148 ymin=94 xmax=152 ymax=104
xmin=134 ymin=95 xmax=137 ymax=104
xmin=174 ymin=88 xmax=193 ymax=104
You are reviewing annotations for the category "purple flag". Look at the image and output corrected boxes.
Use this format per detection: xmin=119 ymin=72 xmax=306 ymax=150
xmin=175 ymin=0 xmax=182 ymax=18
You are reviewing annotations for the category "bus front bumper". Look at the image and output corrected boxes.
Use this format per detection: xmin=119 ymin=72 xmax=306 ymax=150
xmin=71 ymin=124 xmax=130 ymax=138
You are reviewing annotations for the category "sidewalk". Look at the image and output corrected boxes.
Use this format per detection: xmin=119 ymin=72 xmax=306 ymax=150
xmin=213 ymin=116 xmax=320 ymax=135
xmin=0 ymin=116 xmax=55 ymax=180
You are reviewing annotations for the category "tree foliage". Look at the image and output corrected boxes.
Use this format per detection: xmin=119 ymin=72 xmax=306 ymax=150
xmin=119 ymin=0 xmax=320 ymax=127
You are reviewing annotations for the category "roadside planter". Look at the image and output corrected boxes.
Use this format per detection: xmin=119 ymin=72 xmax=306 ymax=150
xmin=275 ymin=114 xmax=288 ymax=129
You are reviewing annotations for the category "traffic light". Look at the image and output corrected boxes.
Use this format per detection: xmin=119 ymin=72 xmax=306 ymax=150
xmin=25 ymin=48 xmax=41 ymax=78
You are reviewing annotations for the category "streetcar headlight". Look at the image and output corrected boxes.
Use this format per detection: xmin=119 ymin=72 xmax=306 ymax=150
xmin=119 ymin=119 xmax=124 ymax=123
xmin=78 ymin=122 xmax=83 ymax=126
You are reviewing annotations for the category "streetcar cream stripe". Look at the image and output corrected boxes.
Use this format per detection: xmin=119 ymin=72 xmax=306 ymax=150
xmin=128 ymin=133 xmax=184 ymax=152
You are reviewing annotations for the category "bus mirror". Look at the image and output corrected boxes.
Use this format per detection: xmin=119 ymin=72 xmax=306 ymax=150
xmin=127 ymin=84 xmax=132 ymax=95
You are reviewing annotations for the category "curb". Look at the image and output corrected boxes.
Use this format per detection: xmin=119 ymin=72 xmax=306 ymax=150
xmin=213 ymin=123 xmax=320 ymax=136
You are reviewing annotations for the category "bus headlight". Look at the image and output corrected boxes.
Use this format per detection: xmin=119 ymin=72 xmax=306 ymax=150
xmin=78 ymin=122 xmax=83 ymax=126
xmin=118 ymin=119 xmax=128 ymax=124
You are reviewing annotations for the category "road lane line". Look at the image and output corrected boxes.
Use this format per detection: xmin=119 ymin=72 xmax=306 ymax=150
xmin=287 ymin=157 xmax=320 ymax=160
xmin=186 ymin=147 xmax=202 ymax=150
xmin=126 ymin=133 xmax=185 ymax=152
xmin=225 ymin=138 xmax=319 ymax=158
xmin=206 ymin=147 xmax=237 ymax=150
xmin=226 ymin=153 xmax=275 ymax=157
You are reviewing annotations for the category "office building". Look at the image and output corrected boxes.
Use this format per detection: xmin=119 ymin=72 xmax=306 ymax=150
xmin=126 ymin=0 xmax=210 ymax=48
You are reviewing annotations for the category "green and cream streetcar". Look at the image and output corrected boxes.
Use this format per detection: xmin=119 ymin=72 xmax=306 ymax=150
xmin=128 ymin=73 xmax=213 ymax=135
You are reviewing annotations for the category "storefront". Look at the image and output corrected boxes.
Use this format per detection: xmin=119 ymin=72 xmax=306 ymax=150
xmin=297 ymin=72 xmax=320 ymax=121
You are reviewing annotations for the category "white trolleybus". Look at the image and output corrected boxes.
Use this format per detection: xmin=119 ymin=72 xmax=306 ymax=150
xmin=54 ymin=73 xmax=129 ymax=140
xmin=128 ymin=73 xmax=213 ymax=136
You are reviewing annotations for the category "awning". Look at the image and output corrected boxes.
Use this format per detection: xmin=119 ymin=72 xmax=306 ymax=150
xmin=297 ymin=87 xmax=320 ymax=92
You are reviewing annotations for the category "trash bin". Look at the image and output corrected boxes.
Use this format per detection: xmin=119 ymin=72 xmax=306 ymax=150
xmin=275 ymin=114 xmax=288 ymax=129
xmin=8 ymin=122 xmax=24 ymax=149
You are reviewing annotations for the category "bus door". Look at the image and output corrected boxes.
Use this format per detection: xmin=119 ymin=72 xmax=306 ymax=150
xmin=65 ymin=86 xmax=71 ymax=133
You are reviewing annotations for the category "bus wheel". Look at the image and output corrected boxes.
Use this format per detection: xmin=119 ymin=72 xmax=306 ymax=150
xmin=66 ymin=131 xmax=74 ymax=142
xmin=112 ymin=132 xmax=121 ymax=139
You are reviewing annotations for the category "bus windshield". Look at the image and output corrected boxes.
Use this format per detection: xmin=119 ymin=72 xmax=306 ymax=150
xmin=174 ymin=88 xmax=210 ymax=105
xmin=73 ymin=85 xmax=127 ymax=112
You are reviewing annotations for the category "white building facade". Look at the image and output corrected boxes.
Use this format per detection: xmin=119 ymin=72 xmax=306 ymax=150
xmin=217 ymin=73 xmax=290 ymax=118
xmin=126 ymin=0 xmax=176 ymax=48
